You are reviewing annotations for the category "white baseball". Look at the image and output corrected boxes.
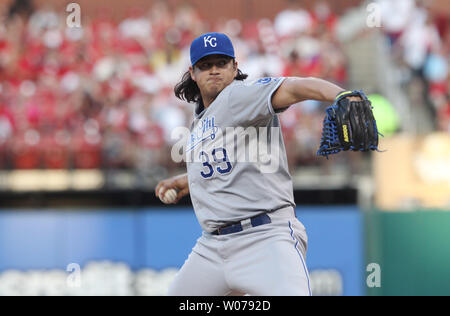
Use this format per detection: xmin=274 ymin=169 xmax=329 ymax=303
xmin=159 ymin=188 xmax=178 ymax=204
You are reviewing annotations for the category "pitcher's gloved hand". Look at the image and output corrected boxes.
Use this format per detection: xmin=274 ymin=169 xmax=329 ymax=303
xmin=317 ymin=90 xmax=381 ymax=158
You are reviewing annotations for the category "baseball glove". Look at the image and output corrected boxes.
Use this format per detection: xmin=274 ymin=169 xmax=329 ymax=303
xmin=317 ymin=90 xmax=381 ymax=158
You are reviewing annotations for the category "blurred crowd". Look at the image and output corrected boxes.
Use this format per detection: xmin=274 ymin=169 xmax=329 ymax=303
xmin=0 ymin=0 xmax=351 ymax=174
xmin=378 ymin=0 xmax=450 ymax=132
xmin=0 ymin=0 xmax=448 ymax=176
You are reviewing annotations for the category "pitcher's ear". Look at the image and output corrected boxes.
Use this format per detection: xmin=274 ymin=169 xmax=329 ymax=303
xmin=189 ymin=66 xmax=196 ymax=82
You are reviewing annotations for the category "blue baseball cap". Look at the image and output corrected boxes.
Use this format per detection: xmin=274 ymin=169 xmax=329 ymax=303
xmin=190 ymin=32 xmax=235 ymax=66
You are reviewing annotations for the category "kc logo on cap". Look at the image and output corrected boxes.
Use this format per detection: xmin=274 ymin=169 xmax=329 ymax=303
xmin=203 ymin=35 xmax=217 ymax=48
xmin=190 ymin=32 xmax=235 ymax=66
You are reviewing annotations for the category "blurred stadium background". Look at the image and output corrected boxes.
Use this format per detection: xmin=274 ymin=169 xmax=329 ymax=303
xmin=0 ymin=0 xmax=448 ymax=296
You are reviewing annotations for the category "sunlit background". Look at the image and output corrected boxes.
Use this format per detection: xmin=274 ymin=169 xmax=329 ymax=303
xmin=0 ymin=0 xmax=448 ymax=296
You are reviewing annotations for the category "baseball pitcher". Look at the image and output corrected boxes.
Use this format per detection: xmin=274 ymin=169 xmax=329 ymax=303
xmin=155 ymin=33 xmax=379 ymax=296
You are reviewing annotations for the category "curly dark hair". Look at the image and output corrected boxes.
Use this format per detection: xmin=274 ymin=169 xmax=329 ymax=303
xmin=174 ymin=59 xmax=248 ymax=108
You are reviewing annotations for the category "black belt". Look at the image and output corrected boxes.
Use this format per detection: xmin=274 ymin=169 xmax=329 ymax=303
xmin=211 ymin=213 xmax=272 ymax=235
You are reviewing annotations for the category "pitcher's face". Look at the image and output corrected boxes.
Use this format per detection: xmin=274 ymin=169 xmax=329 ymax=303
xmin=190 ymin=55 xmax=238 ymax=101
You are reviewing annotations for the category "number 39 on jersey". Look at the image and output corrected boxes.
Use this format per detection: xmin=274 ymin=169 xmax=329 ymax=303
xmin=199 ymin=147 xmax=233 ymax=178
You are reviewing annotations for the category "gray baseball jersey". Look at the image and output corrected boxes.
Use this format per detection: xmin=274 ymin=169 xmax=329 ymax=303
xmin=171 ymin=77 xmax=311 ymax=296
xmin=186 ymin=77 xmax=296 ymax=233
